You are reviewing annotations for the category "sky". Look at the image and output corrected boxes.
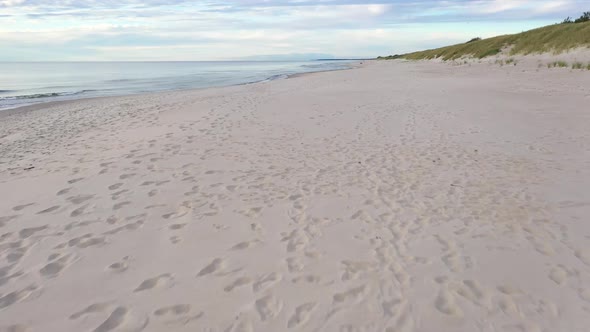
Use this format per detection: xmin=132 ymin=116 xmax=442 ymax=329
xmin=0 ymin=0 xmax=586 ymax=61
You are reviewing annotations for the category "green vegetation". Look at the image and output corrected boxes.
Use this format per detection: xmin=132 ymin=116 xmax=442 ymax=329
xmin=563 ymin=12 xmax=590 ymax=24
xmin=379 ymin=17 xmax=590 ymax=61
xmin=544 ymin=61 xmax=590 ymax=70
xmin=572 ymin=62 xmax=584 ymax=69
xmin=547 ymin=61 xmax=569 ymax=68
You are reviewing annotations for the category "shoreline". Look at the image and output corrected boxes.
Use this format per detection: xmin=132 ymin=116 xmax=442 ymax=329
xmin=0 ymin=61 xmax=364 ymax=116
xmin=1 ymin=60 xmax=588 ymax=332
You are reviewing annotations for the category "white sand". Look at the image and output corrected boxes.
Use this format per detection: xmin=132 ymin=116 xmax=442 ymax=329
xmin=0 ymin=60 xmax=589 ymax=332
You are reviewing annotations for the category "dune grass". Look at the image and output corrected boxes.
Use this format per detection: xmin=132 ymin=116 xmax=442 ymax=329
xmin=379 ymin=21 xmax=590 ymax=61
xmin=572 ymin=62 xmax=584 ymax=69
xmin=544 ymin=61 xmax=590 ymax=70
xmin=547 ymin=61 xmax=569 ymax=68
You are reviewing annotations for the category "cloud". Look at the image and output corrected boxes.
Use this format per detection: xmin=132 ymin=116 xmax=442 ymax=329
xmin=0 ymin=0 xmax=585 ymax=60
xmin=0 ymin=0 xmax=25 ymax=6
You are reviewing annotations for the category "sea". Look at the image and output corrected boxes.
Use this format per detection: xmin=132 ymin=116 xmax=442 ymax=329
xmin=0 ymin=60 xmax=355 ymax=110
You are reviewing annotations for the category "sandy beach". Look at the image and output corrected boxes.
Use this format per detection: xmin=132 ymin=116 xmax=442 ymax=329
xmin=1 ymin=60 xmax=589 ymax=332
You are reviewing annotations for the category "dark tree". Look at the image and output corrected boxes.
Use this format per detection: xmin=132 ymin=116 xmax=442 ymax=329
xmin=574 ymin=12 xmax=590 ymax=23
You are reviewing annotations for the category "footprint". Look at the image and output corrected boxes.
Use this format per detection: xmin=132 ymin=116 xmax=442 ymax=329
xmin=68 ymin=178 xmax=85 ymax=184
xmin=286 ymin=257 xmax=304 ymax=273
xmin=103 ymin=221 xmax=144 ymax=236
xmin=57 ymin=188 xmax=71 ymax=196
xmin=255 ymin=295 xmax=283 ymax=321
xmin=382 ymin=299 xmax=402 ymax=317
xmin=19 ymin=225 xmax=48 ymax=239
xmin=134 ymin=274 xmax=173 ymax=292
xmin=455 ymin=280 xmax=488 ymax=308
xmin=197 ymin=258 xmax=224 ymax=276
xmin=0 ymin=215 xmax=18 ymax=227
xmin=162 ymin=203 xmax=192 ymax=219
xmin=549 ymin=266 xmax=567 ymax=285
xmin=169 ymin=224 xmax=187 ymax=230
xmin=40 ymin=255 xmax=77 ymax=278
xmin=37 ymin=206 xmax=60 ymax=214
xmin=341 ymin=260 xmax=375 ymax=281
xmin=119 ymin=174 xmax=136 ymax=180
xmin=68 ymin=234 xmax=106 ymax=248
xmin=287 ymin=303 xmax=316 ymax=328
xmin=65 ymin=219 xmax=100 ymax=231
xmin=575 ymin=249 xmax=590 ymax=266
xmin=434 ymin=290 xmax=463 ymax=317
xmin=93 ymin=306 xmax=148 ymax=332
xmin=12 ymin=203 xmax=34 ymax=212
xmin=224 ymin=277 xmax=251 ymax=292
xmin=108 ymin=257 xmax=130 ymax=273
xmin=70 ymin=302 xmax=112 ymax=319
xmin=497 ymin=284 xmax=521 ymax=295
xmin=497 ymin=296 xmax=518 ymax=315
xmin=154 ymin=304 xmax=191 ymax=316
xmin=253 ymin=272 xmax=282 ymax=292
xmin=70 ymin=204 xmax=91 ymax=217
xmin=281 ymin=230 xmax=309 ymax=252
xmin=333 ymin=285 xmax=367 ymax=304
xmin=231 ymin=239 xmax=261 ymax=251
xmin=240 ymin=207 xmax=263 ymax=218
xmin=153 ymin=305 xmax=202 ymax=326
xmin=292 ymin=275 xmax=320 ymax=284
xmin=225 ymin=314 xmax=254 ymax=332
xmin=0 ymin=324 xmax=29 ymax=332
xmin=0 ymin=284 xmax=39 ymax=310
xmin=108 ymin=183 xmax=124 ymax=190
xmin=0 ymin=264 xmax=23 ymax=287
xmin=113 ymin=202 xmax=131 ymax=210
xmin=67 ymin=195 xmax=94 ymax=205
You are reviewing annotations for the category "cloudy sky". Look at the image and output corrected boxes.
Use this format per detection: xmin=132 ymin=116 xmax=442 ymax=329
xmin=0 ymin=0 xmax=585 ymax=61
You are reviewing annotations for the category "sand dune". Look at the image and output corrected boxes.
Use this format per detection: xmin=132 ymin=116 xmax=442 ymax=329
xmin=0 ymin=60 xmax=589 ymax=331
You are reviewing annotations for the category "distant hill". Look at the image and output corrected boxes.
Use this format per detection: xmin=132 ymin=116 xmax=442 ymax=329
xmin=237 ymin=53 xmax=336 ymax=61
xmin=380 ymin=20 xmax=590 ymax=61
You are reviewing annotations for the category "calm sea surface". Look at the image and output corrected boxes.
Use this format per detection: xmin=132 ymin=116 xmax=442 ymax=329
xmin=0 ymin=61 xmax=354 ymax=110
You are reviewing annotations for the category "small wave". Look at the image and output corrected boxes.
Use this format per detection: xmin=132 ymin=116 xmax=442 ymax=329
xmin=0 ymin=90 xmax=94 ymax=100
xmin=266 ymin=74 xmax=289 ymax=81
xmin=0 ymin=90 xmax=14 ymax=93
xmin=105 ymin=78 xmax=134 ymax=83
xmin=301 ymin=64 xmax=326 ymax=69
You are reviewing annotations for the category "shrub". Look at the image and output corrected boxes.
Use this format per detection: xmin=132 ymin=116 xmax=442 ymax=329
xmin=548 ymin=61 xmax=568 ymax=68
xmin=574 ymin=12 xmax=590 ymax=23
xmin=587 ymin=63 xmax=590 ymax=70
xmin=562 ymin=17 xmax=573 ymax=24
xmin=466 ymin=37 xmax=482 ymax=44
xmin=555 ymin=61 xmax=568 ymax=68
xmin=478 ymin=48 xmax=501 ymax=58
xmin=572 ymin=62 xmax=584 ymax=69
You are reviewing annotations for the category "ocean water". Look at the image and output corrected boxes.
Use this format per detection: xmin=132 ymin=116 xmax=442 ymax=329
xmin=0 ymin=61 xmax=354 ymax=110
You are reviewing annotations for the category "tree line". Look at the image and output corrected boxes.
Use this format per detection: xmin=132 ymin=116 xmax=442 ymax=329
xmin=562 ymin=12 xmax=590 ymax=24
